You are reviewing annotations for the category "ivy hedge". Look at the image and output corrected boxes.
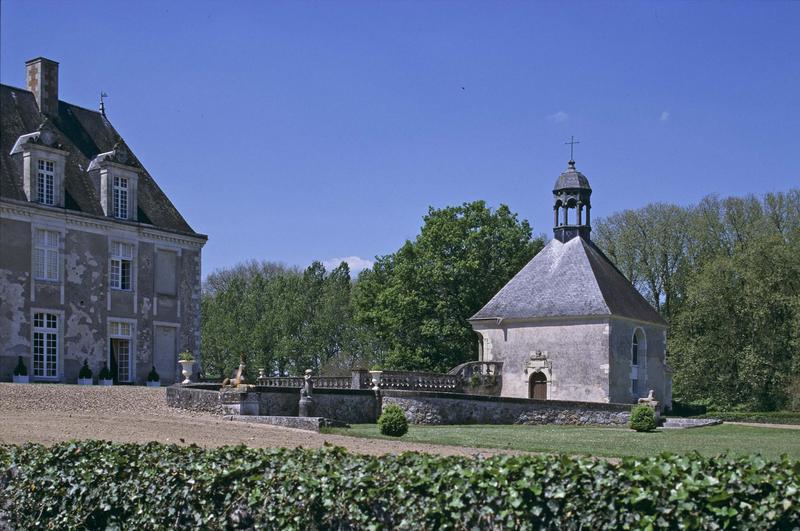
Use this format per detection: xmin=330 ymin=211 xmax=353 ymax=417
xmin=1 ymin=441 xmax=798 ymax=529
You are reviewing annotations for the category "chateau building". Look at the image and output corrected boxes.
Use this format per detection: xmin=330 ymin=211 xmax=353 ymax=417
xmin=470 ymin=160 xmax=671 ymax=406
xmin=0 ymin=57 xmax=207 ymax=384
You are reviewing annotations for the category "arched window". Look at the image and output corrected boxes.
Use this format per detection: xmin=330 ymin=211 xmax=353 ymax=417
xmin=631 ymin=329 xmax=646 ymax=397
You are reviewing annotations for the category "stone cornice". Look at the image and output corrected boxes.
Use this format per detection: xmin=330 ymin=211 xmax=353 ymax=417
xmin=0 ymin=198 xmax=207 ymax=249
xmin=470 ymin=313 xmax=668 ymax=329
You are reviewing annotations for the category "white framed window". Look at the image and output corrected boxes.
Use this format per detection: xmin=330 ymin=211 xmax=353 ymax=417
xmin=37 ymin=160 xmax=55 ymax=205
xmin=110 ymin=241 xmax=134 ymax=290
xmin=33 ymin=229 xmax=60 ymax=281
xmin=113 ymin=176 xmax=129 ymax=219
xmin=33 ymin=312 xmax=58 ymax=378
xmin=109 ymin=320 xmax=134 ymax=383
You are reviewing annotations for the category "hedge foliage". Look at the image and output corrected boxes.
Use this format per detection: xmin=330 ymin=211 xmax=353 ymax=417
xmin=630 ymin=404 xmax=658 ymax=432
xmin=378 ymin=404 xmax=409 ymax=436
xmin=1 ymin=441 xmax=798 ymax=530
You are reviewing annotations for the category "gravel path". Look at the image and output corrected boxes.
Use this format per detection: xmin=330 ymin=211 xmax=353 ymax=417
xmin=0 ymin=383 xmax=520 ymax=457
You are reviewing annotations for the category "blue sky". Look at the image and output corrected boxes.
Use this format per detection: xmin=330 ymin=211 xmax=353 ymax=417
xmin=2 ymin=1 xmax=798 ymax=277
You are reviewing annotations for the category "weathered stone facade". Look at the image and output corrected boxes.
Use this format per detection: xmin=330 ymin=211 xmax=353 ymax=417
xmin=1 ymin=57 xmax=206 ymax=384
xmin=471 ymin=317 xmax=669 ymax=406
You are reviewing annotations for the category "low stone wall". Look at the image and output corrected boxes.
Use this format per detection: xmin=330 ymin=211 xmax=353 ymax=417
xmin=381 ymin=391 xmax=631 ymax=426
xmin=166 ymin=385 xmax=223 ymax=415
xmin=168 ymin=385 xmax=631 ymax=426
xmin=312 ymin=389 xmax=377 ymax=424
xmin=223 ymin=415 xmax=348 ymax=432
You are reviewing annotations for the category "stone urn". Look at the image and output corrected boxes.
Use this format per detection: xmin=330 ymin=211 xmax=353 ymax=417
xmin=179 ymin=360 xmax=194 ymax=384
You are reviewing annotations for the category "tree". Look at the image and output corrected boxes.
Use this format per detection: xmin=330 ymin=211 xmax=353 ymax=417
xmin=201 ymin=260 xmax=356 ymax=377
xmin=352 ymin=200 xmax=544 ymax=372
xmin=670 ymin=234 xmax=800 ymax=410
xmin=593 ymin=203 xmax=690 ymax=321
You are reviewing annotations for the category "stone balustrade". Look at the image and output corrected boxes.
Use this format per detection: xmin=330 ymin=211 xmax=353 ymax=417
xmin=377 ymin=371 xmax=461 ymax=392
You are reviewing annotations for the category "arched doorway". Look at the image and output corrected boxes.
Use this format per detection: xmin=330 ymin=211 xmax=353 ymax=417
xmin=529 ymin=371 xmax=548 ymax=400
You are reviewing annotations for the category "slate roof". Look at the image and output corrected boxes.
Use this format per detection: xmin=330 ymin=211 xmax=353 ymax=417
xmin=470 ymin=237 xmax=667 ymax=326
xmin=0 ymin=84 xmax=203 ymax=237
xmin=553 ymin=162 xmax=591 ymax=191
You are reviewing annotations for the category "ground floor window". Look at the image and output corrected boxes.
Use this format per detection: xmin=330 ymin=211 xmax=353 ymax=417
xmin=33 ymin=312 xmax=58 ymax=378
xmin=109 ymin=321 xmax=134 ymax=383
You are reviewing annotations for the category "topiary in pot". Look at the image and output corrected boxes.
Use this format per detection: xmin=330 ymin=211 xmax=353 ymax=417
xmin=78 ymin=359 xmax=93 ymax=385
xmin=12 ymin=356 xmax=29 ymax=383
xmin=98 ymin=363 xmax=113 ymax=386
xmin=629 ymin=404 xmax=657 ymax=432
xmin=146 ymin=366 xmax=160 ymax=387
xmin=378 ymin=404 xmax=409 ymax=437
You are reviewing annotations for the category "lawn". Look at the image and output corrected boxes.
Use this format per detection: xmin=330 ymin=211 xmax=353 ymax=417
xmin=324 ymin=423 xmax=800 ymax=460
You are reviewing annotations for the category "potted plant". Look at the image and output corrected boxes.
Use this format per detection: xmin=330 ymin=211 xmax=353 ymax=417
xmin=98 ymin=362 xmax=113 ymax=386
xmin=178 ymin=351 xmax=195 ymax=384
xmin=78 ymin=359 xmax=93 ymax=385
xmin=146 ymin=366 xmax=160 ymax=387
xmin=12 ymin=356 xmax=29 ymax=384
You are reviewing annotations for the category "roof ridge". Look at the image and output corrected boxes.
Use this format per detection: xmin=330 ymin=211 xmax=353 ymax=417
xmin=0 ymin=83 xmax=32 ymax=93
xmin=571 ymin=238 xmax=613 ymax=315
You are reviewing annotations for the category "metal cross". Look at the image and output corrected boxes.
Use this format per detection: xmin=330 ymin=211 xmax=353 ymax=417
xmin=564 ymin=135 xmax=580 ymax=161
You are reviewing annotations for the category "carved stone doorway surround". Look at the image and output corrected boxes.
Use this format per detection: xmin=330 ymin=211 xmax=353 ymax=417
xmin=525 ymin=351 xmax=552 ymax=400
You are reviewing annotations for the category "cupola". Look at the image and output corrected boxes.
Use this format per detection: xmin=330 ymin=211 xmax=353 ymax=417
xmin=552 ymin=160 xmax=592 ymax=243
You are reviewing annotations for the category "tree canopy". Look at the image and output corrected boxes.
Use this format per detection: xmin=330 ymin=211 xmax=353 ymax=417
xmin=595 ymin=189 xmax=800 ymax=410
xmin=352 ymin=200 xmax=544 ymax=372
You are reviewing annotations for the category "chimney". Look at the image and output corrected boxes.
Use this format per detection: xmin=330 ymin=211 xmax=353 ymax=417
xmin=26 ymin=57 xmax=59 ymax=116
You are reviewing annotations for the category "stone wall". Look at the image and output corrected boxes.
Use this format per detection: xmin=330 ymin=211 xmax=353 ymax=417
xmin=473 ymin=317 xmax=612 ymax=401
xmin=311 ymin=389 xmax=377 ymax=424
xmin=167 ymin=385 xmax=632 ymax=426
xmin=166 ymin=385 xmax=222 ymax=414
xmin=381 ymin=390 xmax=631 ymax=426
xmin=607 ymin=317 xmax=670 ymax=406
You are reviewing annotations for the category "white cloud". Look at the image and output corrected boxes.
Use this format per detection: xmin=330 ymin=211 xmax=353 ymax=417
xmin=660 ymin=111 xmax=670 ymax=121
xmin=322 ymin=256 xmax=374 ymax=274
xmin=548 ymin=111 xmax=569 ymax=124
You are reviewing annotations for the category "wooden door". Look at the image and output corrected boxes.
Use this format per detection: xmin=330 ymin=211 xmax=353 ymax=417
xmin=529 ymin=372 xmax=548 ymax=400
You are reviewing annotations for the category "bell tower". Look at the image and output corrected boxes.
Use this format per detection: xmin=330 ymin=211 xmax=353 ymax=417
xmin=553 ymin=159 xmax=592 ymax=243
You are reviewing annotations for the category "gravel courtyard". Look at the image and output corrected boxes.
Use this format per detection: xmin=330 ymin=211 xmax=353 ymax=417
xmin=0 ymin=383 xmax=517 ymax=457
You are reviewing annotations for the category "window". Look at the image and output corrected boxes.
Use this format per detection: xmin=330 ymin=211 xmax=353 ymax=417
xmin=33 ymin=312 xmax=58 ymax=378
xmin=110 ymin=241 xmax=134 ymax=290
xmin=33 ymin=229 xmax=59 ymax=281
xmin=113 ymin=176 xmax=129 ymax=219
xmin=631 ymin=330 xmax=645 ymax=396
xmin=109 ymin=321 xmax=133 ymax=383
xmin=37 ymin=160 xmax=55 ymax=205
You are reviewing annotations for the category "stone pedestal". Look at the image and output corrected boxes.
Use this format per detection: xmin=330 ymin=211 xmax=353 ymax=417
xmin=299 ymin=395 xmax=314 ymax=417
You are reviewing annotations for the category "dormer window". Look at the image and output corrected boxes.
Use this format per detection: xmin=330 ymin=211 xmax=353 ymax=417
xmin=37 ymin=160 xmax=55 ymax=205
xmin=113 ymin=176 xmax=129 ymax=219
xmin=88 ymin=144 xmax=138 ymax=222
xmin=10 ymin=124 xmax=67 ymax=208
